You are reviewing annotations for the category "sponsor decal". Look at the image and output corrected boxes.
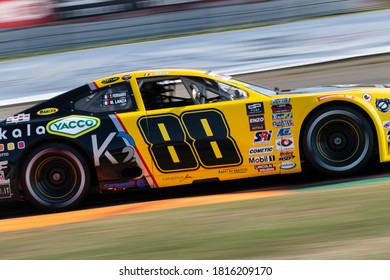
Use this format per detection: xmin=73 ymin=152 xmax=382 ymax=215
xmin=37 ymin=108 xmax=59 ymax=116
xmin=248 ymin=115 xmax=265 ymax=131
xmin=249 ymin=155 xmax=276 ymax=164
xmin=362 ymin=93 xmax=372 ymax=102
xmin=254 ymin=164 xmax=276 ymax=172
xmin=280 ymin=162 xmax=297 ymax=170
xmin=47 ymin=115 xmax=100 ymax=138
xmin=276 ymin=138 xmax=294 ymax=150
xmin=249 ymin=146 xmax=274 ymax=155
xmin=217 ymin=168 xmax=248 ymax=174
xmin=207 ymin=72 xmax=231 ymax=81
xmin=144 ymin=71 xmax=169 ymax=77
xmin=317 ymin=94 xmax=355 ymax=101
xmin=253 ymin=130 xmax=272 ymax=144
xmin=383 ymin=121 xmax=390 ymax=129
xmin=0 ymin=124 xmax=45 ymax=141
xmin=246 ymin=102 xmax=264 ymax=115
xmin=270 ymin=97 xmax=290 ymax=105
xmin=7 ymin=143 xmax=15 ymax=151
xmin=18 ymin=141 xmax=25 ymax=149
xmin=0 ymin=152 xmax=9 ymax=158
xmin=376 ymin=98 xmax=390 ymax=113
xmin=162 ymin=174 xmax=194 ymax=181
xmin=0 ymin=161 xmax=11 ymax=198
xmin=121 ymin=75 xmax=131 ymax=81
xmin=103 ymin=179 xmax=148 ymax=190
xmin=279 ymin=151 xmax=295 ymax=161
xmin=271 ymin=104 xmax=292 ymax=113
xmin=272 ymin=112 xmax=293 ymax=120
xmin=103 ymin=181 xmax=136 ymax=190
xmin=276 ymin=128 xmax=292 ymax=137
xmin=6 ymin=113 xmax=30 ymax=124
xmin=101 ymin=77 xmax=119 ymax=84
xmin=92 ymin=132 xmax=136 ymax=166
xmin=273 ymin=120 xmax=294 ymax=127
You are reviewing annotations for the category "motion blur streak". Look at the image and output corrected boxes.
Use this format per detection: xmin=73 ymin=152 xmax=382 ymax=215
xmin=0 ymin=189 xmax=288 ymax=232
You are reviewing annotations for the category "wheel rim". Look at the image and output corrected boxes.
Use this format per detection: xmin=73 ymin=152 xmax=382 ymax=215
xmin=25 ymin=149 xmax=86 ymax=207
xmin=316 ymin=119 xmax=360 ymax=163
xmin=35 ymin=156 xmax=77 ymax=199
xmin=307 ymin=110 xmax=370 ymax=172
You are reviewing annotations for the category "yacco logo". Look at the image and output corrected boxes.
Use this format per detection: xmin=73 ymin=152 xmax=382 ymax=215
xmin=47 ymin=116 xmax=100 ymax=138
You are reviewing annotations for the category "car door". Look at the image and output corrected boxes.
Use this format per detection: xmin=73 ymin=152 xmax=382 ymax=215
xmin=133 ymin=74 xmax=281 ymax=187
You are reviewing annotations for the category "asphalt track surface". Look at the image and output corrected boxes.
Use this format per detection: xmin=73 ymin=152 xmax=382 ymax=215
xmin=1 ymin=54 xmax=390 ymax=227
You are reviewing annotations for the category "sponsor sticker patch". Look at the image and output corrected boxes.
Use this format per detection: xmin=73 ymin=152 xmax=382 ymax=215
xmin=6 ymin=113 xmax=30 ymax=124
xmin=280 ymin=162 xmax=297 ymax=170
xmin=376 ymin=98 xmax=390 ymax=113
xmin=246 ymin=102 xmax=264 ymax=115
xmin=249 ymin=146 xmax=274 ymax=155
xmin=37 ymin=108 xmax=59 ymax=116
xmin=248 ymin=115 xmax=265 ymax=131
xmin=253 ymin=130 xmax=272 ymax=144
xmin=254 ymin=164 xmax=276 ymax=172
xmin=47 ymin=115 xmax=100 ymax=138
xmin=101 ymin=77 xmax=119 ymax=84
xmin=249 ymin=155 xmax=276 ymax=164
xmin=276 ymin=138 xmax=294 ymax=150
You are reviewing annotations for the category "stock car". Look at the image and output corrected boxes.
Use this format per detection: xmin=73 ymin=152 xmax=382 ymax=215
xmin=1 ymin=68 xmax=390 ymax=211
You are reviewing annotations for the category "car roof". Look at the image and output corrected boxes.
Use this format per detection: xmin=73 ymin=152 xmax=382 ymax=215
xmin=90 ymin=68 xmax=213 ymax=88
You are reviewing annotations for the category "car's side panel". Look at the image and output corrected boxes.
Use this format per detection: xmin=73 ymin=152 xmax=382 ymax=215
xmin=123 ymin=95 xmax=289 ymax=187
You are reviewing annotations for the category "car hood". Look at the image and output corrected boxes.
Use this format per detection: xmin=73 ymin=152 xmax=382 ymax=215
xmin=280 ymin=84 xmax=390 ymax=94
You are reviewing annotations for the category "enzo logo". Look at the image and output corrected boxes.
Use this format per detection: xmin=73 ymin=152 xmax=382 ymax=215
xmin=47 ymin=115 xmax=100 ymax=138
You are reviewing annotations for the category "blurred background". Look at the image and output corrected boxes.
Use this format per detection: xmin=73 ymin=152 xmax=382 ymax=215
xmin=0 ymin=0 xmax=388 ymax=56
xmin=0 ymin=0 xmax=389 ymax=105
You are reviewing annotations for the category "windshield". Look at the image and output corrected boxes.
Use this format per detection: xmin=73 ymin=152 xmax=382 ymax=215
xmin=245 ymin=83 xmax=277 ymax=96
xmin=207 ymin=71 xmax=277 ymax=96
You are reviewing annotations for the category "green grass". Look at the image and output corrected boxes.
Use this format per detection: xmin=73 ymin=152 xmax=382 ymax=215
xmin=1 ymin=181 xmax=390 ymax=259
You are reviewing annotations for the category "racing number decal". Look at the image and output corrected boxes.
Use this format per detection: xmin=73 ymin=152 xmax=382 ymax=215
xmin=138 ymin=110 xmax=242 ymax=173
xmin=138 ymin=115 xmax=199 ymax=172
xmin=182 ymin=110 xmax=242 ymax=168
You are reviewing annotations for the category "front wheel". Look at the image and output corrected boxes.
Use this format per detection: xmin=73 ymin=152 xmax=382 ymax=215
xmin=22 ymin=143 xmax=90 ymax=211
xmin=302 ymin=106 xmax=374 ymax=176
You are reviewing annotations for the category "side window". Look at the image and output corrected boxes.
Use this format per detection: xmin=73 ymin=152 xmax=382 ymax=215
xmin=138 ymin=77 xmax=195 ymax=110
xmin=137 ymin=76 xmax=248 ymax=110
xmin=74 ymin=82 xmax=136 ymax=114
xmin=216 ymin=81 xmax=248 ymax=100
xmin=201 ymin=79 xmax=248 ymax=102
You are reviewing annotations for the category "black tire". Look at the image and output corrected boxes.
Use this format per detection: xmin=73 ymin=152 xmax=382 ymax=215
xmin=22 ymin=143 xmax=90 ymax=211
xmin=302 ymin=106 xmax=374 ymax=176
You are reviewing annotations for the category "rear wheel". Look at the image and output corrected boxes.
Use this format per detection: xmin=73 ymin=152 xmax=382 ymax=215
xmin=302 ymin=106 xmax=374 ymax=176
xmin=22 ymin=143 xmax=90 ymax=211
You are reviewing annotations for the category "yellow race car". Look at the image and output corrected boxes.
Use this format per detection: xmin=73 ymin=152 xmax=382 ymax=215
xmin=1 ymin=68 xmax=390 ymax=211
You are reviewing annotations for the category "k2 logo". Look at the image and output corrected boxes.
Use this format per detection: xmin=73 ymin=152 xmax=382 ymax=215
xmin=92 ymin=132 xmax=136 ymax=166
